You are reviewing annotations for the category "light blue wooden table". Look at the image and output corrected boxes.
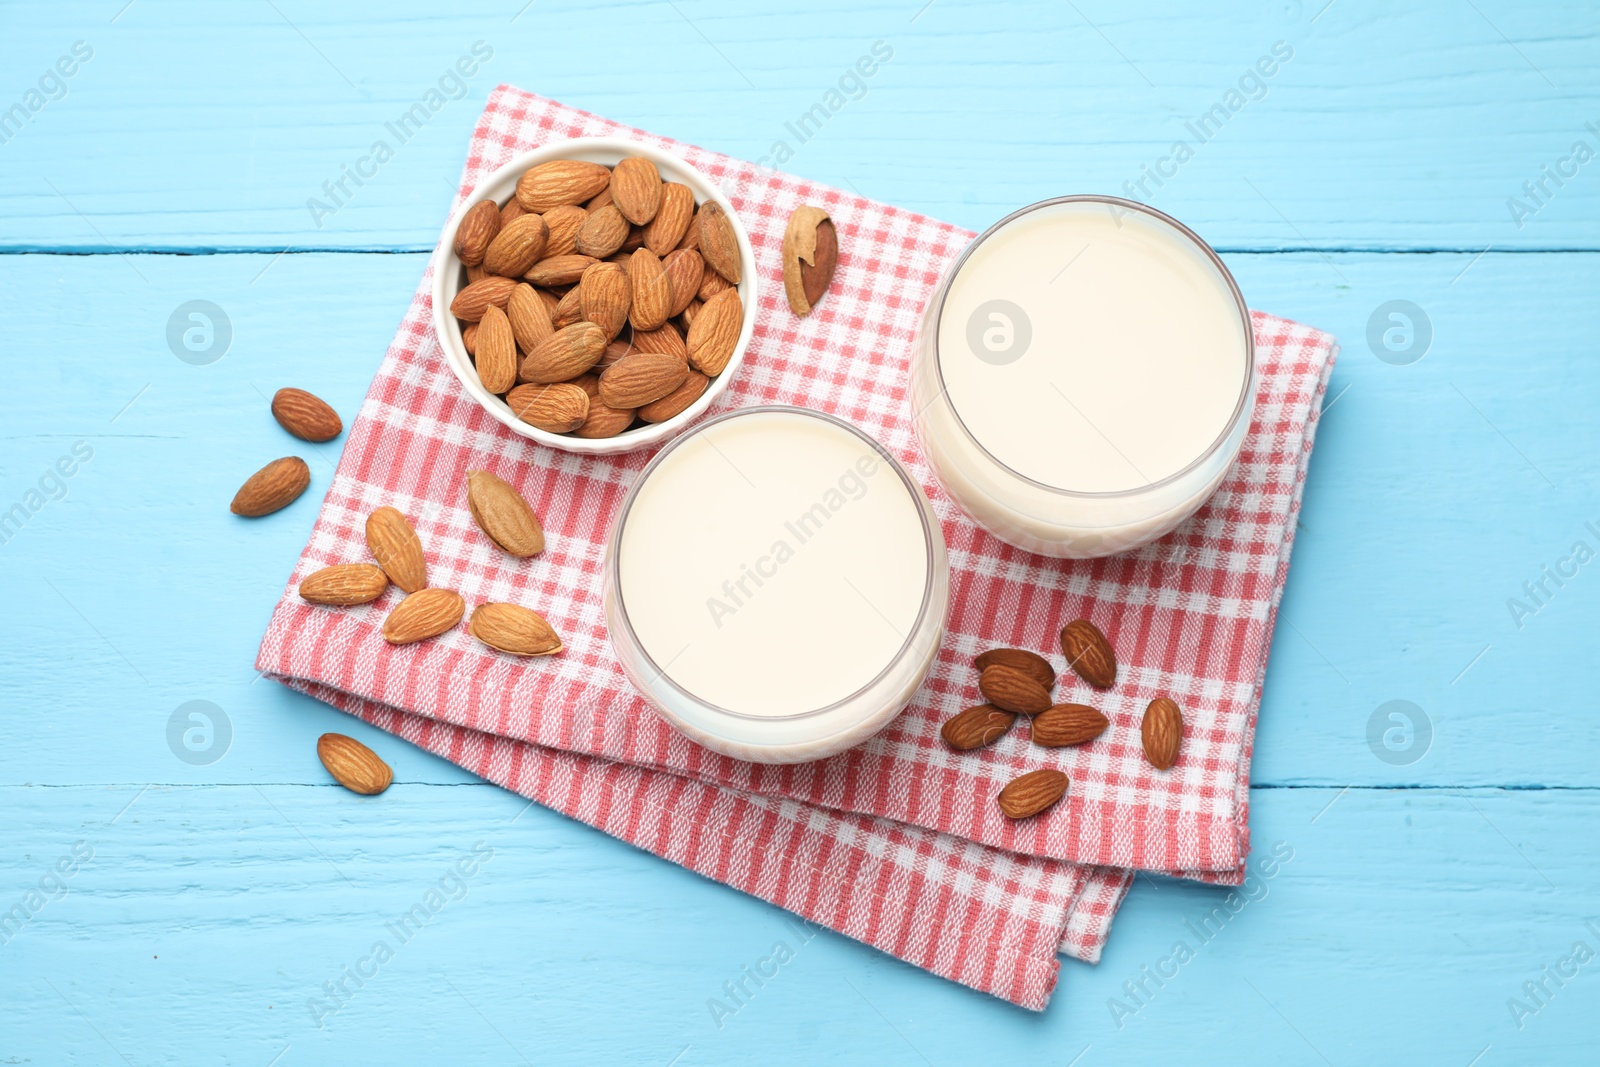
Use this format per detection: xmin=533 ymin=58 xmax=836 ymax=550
xmin=4 ymin=1 xmax=1598 ymax=1062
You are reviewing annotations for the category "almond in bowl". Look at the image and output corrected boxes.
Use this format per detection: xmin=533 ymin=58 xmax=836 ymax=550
xmin=430 ymin=138 xmax=760 ymax=456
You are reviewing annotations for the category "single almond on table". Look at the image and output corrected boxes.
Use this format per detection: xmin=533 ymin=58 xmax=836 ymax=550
xmin=454 ymin=199 xmax=501 ymax=266
xmin=520 ymin=321 xmax=607 ymax=383
xmin=506 ymin=382 xmax=589 ymax=433
xmin=466 ymin=469 xmax=545 ymax=557
xmin=1032 ymin=704 xmax=1110 ymax=747
xmin=599 ymin=351 xmax=690 ymax=409
xmin=631 ymin=322 xmax=687 ymax=361
xmin=469 ymin=602 xmax=563 ymax=656
xmin=365 ymin=506 xmax=427 ymax=593
xmin=473 ymin=304 xmax=518 ymax=394
xmin=977 ymin=664 xmax=1052 ymax=715
xmin=1060 ymin=619 xmax=1117 ymax=689
xmin=662 ymin=248 xmax=704 ymax=316
xmin=541 ymin=204 xmax=587 ymax=257
xmin=482 ymin=213 xmax=550 ymax=279
xmin=524 ymin=254 xmax=598 ymax=288
xmin=515 ymin=159 xmax=612 ymax=212
xmin=317 ymin=733 xmax=393 ymax=795
xmin=686 ymin=287 xmax=743 ymax=376
xmin=997 ymin=769 xmax=1069 ymax=819
xmin=609 ymin=156 xmax=662 ymax=225
xmin=382 ymin=587 xmax=465 ymax=645
xmin=271 ymin=387 xmax=343 ymax=443
xmin=696 ymin=200 xmax=741 ymax=284
xmin=644 ymin=182 xmax=695 ymax=254
xmin=782 ymin=205 xmax=839 ymax=316
xmin=974 ymin=647 xmax=1054 ymax=690
xmin=940 ymin=703 xmax=1017 ymax=751
xmin=579 ymin=262 xmax=632 ymax=341
xmin=298 ymin=563 xmax=390 ymax=606
xmin=449 ymin=275 xmax=518 ymax=321
xmin=637 ymin=370 xmax=709 ymax=423
xmin=1141 ymin=697 xmax=1183 ymax=770
xmin=231 ymin=457 xmax=310 ymax=517
xmin=506 ymin=282 xmax=554 ymax=351
xmin=575 ymin=203 xmax=631 ymax=259
xmin=629 ymin=247 xmax=672 ymax=332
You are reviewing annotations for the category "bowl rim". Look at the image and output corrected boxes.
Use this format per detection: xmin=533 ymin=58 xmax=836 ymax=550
xmin=428 ymin=136 xmax=760 ymax=456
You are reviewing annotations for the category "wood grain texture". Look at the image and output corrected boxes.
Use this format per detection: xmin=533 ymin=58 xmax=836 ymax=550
xmin=4 ymin=0 xmax=1599 ymax=1060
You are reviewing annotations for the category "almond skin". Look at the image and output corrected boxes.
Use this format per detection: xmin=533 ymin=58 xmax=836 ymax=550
xmin=579 ymin=261 xmax=632 ymax=341
xmin=696 ymin=200 xmax=741 ymax=284
xmin=782 ymin=205 xmax=838 ymax=316
xmin=599 ymin=351 xmax=690 ymax=409
xmin=473 ymin=304 xmax=517 ymax=394
xmin=1032 ymin=704 xmax=1110 ymax=747
xmin=609 ymin=156 xmax=662 ymax=226
xmin=449 ymin=275 xmax=518 ymax=321
xmin=629 ymin=247 xmax=672 ymax=332
xmin=977 ymin=664 xmax=1052 ymax=715
xmin=298 ymin=563 xmax=390 ymax=606
xmin=575 ymin=203 xmax=631 ymax=259
xmin=466 ymin=470 xmax=545 ymax=557
xmin=645 ymin=183 xmax=695 ymax=254
xmin=524 ymin=254 xmax=598 ymax=288
xmin=663 ymin=248 xmax=704 ymax=317
xmin=231 ymin=457 xmax=310 ymax=517
xmin=541 ymin=204 xmax=588 ymax=257
xmin=453 ymin=199 xmax=502 ymax=266
xmin=317 ymin=733 xmax=393 ymax=795
xmin=506 ymin=282 xmax=554 ymax=351
xmin=637 ymin=370 xmax=709 ymax=423
xmin=941 ymin=703 xmax=1017 ymax=751
xmin=469 ymin=602 xmax=563 ymax=656
xmin=1060 ymin=619 xmax=1117 ymax=689
xmin=686 ymin=287 xmax=743 ymax=376
xmin=521 ymin=321 xmax=607 ymax=384
xmin=365 ymin=507 xmax=427 ymax=593
xmin=1142 ymin=697 xmax=1183 ymax=770
xmin=271 ymin=387 xmax=343 ymax=443
xmin=382 ymin=587 xmax=465 ymax=645
xmin=974 ymin=648 xmax=1054 ymax=690
xmin=997 ymin=769 xmax=1069 ymax=819
xmin=482 ymin=213 xmax=550 ymax=278
xmin=515 ymin=160 xmax=612 ymax=213
xmin=506 ymin=382 xmax=589 ymax=433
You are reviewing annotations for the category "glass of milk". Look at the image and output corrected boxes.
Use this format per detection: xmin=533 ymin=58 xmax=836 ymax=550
xmin=603 ymin=406 xmax=949 ymax=763
xmin=911 ymin=196 xmax=1256 ymax=558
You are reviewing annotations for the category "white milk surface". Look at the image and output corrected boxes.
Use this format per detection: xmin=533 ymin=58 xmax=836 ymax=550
xmin=936 ymin=201 xmax=1248 ymax=494
xmin=616 ymin=410 xmax=931 ymax=718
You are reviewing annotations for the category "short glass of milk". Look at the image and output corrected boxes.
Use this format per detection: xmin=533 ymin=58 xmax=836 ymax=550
xmin=911 ymin=196 xmax=1255 ymax=558
xmin=603 ymin=406 xmax=949 ymax=763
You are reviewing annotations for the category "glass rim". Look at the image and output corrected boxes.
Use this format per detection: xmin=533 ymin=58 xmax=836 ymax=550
xmin=930 ymin=194 xmax=1257 ymax=500
xmin=607 ymin=404 xmax=940 ymax=723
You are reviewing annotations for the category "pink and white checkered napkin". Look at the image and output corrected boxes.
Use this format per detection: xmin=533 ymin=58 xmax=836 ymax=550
xmin=257 ymin=86 xmax=1337 ymax=1009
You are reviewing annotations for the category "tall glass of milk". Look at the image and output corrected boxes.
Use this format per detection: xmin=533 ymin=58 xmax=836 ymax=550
xmin=911 ymin=196 xmax=1255 ymax=558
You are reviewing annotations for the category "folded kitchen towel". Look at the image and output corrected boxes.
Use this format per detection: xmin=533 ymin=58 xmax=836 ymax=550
xmin=257 ymin=85 xmax=1338 ymax=1009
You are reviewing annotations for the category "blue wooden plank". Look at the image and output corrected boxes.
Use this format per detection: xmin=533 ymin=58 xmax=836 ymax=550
xmin=1 ymin=1 xmax=1598 ymax=250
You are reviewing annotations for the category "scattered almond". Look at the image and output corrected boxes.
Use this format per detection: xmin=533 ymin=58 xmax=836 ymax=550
xmin=977 ymin=664 xmax=1052 ymax=715
xmin=317 ymin=733 xmax=393 ymax=795
xmin=1032 ymin=704 xmax=1110 ymax=747
xmin=298 ymin=563 xmax=390 ymax=606
xmin=466 ymin=469 xmax=545 ymax=557
xmin=271 ymin=387 xmax=343 ymax=443
xmin=365 ymin=507 xmax=427 ymax=593
xmin=974 ymin=647 xmax=1054 ymax=690
xmin=469 ymin=602 xmax=563 ymax=656
xmin=382 ymin=587 xmax=464 ymax=645
xmin=997 ymin=769 xmax=1069 ymax=819
xmin=940 ymin=703 xmax=1017 ymax=751
xmin=782 ymin=205 xmax=838 ymax=316
xmin=231 ymin=457 xmax=310 ymax=517
xmin=1141 ymin=697 xmax=1183 ymax=770
xmin=1060 ymin=619 xmax=1117 ymax=689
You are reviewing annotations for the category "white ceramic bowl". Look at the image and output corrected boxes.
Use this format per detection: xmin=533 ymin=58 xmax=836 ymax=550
xmin=429 ymin=137 xmax=760 ymax=456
